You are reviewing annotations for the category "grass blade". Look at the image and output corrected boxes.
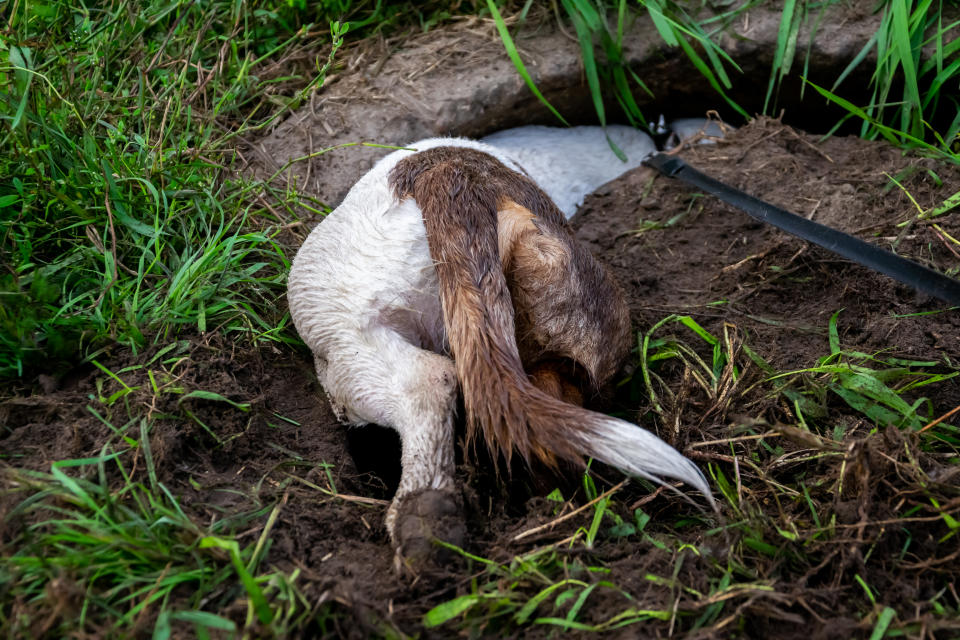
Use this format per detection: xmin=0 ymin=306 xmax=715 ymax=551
xmin=869 ymin=606 xmax=897 ymax=640
xmin=487 ymin=0 xmax=569 ymax=126
xmin=423 ymin=594 xmax=480 ymax=627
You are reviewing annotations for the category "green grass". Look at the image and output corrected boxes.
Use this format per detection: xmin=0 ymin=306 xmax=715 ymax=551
xmin=0 ymin=1 xmax=324 ymax=378
xmin=799 ymin=0 xmax=960 ymax=157
xmin=422 ymin=541 xmax=677 ymax=633
xmin=636 ymin=307 xmax=958 ymax=447
xmin=3 ymin=456 xmax=278 ymax=637
xmin=2 ymin=0 xmax=960 ymax=638
xmin=0 ymin=0 xmax=448 ymax=379
xmin=831 ymin=0 xmax=960 ymax=147
xmin=2 ymin=445 xmax=318 ymax=637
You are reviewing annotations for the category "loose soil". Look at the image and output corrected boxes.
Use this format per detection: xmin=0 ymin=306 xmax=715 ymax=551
xmin=4 ymin=118 xmax=959 ymax=638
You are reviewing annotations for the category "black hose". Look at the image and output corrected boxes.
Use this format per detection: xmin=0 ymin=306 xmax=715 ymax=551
xmin=644 ymin=153 xmax=960 ymax=306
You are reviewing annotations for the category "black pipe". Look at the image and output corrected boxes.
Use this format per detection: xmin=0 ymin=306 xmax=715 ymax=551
xmin=643 ymin=153 xmax=960 ymax=306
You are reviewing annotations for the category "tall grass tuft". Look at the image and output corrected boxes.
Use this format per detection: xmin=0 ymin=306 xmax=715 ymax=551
xmin=0 ymin=1 xmax=351 ymax=379
xmin=822 ymin=0 xmax=959 ymax=152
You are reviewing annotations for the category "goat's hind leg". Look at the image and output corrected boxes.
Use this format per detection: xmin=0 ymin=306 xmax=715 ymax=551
xmin=318 ymin=329 xmax=464 ymax=570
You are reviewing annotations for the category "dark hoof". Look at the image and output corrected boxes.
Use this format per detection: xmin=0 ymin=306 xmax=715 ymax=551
xmin=394 ymin=489 xmax=465 ymax=574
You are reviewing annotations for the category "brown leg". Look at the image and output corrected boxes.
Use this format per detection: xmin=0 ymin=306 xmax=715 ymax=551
xmin=527 ymin=360 xmax=584 ymax=406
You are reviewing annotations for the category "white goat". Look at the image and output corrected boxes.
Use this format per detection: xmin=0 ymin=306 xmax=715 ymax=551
xmin=287 ymin=125 xmax=713 ymax=570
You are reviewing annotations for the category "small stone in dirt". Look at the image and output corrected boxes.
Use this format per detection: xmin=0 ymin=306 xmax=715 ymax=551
xmin=37 ymin=374 xmax=58 ymax=394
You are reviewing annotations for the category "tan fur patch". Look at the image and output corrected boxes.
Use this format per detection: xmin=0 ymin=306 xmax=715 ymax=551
xmin=527 ymin=361 xmax=584 ymax=406
xmin=496 ymin=199 xmax=537 ymax=270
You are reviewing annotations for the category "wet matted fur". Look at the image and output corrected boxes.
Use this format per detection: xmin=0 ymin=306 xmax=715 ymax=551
xmin=287 ymin=127 xmax=712 ymax=570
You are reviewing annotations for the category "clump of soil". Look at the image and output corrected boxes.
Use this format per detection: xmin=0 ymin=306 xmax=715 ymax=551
xmin=4 ymin=119 xmax=959 ymax=637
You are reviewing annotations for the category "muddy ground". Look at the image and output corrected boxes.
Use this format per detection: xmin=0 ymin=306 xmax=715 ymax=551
xmin=3 ymin=117 xmax=959 ymax=638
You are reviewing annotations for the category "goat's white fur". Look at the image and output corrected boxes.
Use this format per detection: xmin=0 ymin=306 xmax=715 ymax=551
xmin=480 ymin=125 xmax=656 ymax=216
xmin=287 ymin=125 xmax=710 ymax=550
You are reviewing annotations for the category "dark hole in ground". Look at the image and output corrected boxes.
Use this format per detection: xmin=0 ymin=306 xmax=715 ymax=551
xmin=483 ymin=52 xmax=949 ymax=142
xmin=345 ymin=425 xmax=401 ymax=497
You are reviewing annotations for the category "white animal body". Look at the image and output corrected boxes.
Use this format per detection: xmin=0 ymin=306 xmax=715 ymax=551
xmin=480 ymin=125 xmax=657 ymax=216
xmin=287 ymin=125 xmax=712 ymax=568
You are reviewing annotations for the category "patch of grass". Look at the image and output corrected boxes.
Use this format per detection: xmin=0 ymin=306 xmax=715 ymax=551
xmin=635 ymin=309 xmax=957 ymax=448
xmin=421 ymin=482 xmax=687 ymax=635
xmin=781 ymin=0 xmax=960 ymax=157
xmin=831 ymin=0 xmax=960 ymax=147
xmin=805 ymin=78 xmax=959 ymax=163
xmin=0 ymin=0 xmax=498 ymax=380
xmin=1 ymin=447 xmax=309 ymax=637
xmin=638 ymin=313 xmax=743 ymax=424
xmin=759 ymin=310 xmax=959 ymax=445
xmin=0 ymin=1 xmax=334 ymax=379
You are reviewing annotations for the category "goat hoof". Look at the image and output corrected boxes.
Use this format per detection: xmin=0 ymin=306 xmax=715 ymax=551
xmin=393 ymin=489 xmax=465 ymax=573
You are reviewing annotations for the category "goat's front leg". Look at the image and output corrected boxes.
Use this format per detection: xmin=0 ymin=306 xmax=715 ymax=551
xmin=317 ymin=332 xmax=464 ymax=572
